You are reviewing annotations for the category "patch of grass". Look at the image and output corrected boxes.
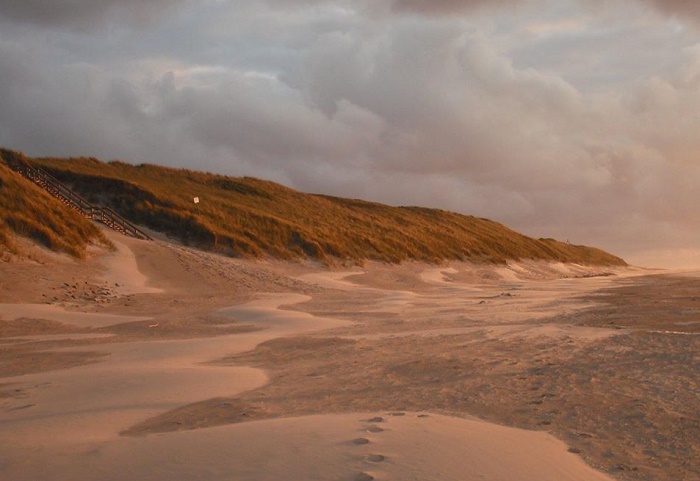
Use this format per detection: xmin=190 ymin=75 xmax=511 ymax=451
xmin=0 ymin=219 xmax=18 ymax=260
xmin=6 ymin=148 xmax=625 ymax=266
xmin=0 ymin=149 xmax=110 ymax=259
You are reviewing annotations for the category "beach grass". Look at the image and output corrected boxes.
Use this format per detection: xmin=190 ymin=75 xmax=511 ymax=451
xmin=0 ymin=150 xmax=110 ymax=259
xmin=2 ymin=148 xmax=625 ymax=266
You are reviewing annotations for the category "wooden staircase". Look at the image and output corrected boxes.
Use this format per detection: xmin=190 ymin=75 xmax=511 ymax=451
xmin=8 ymin=161 xmax=152 ymax=241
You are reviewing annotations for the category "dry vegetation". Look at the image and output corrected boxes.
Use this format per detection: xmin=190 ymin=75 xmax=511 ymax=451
xmin=3 ymin=148 xmax=626 ymax=265
xmin=0 ymin=149 xmax=109 ymax=259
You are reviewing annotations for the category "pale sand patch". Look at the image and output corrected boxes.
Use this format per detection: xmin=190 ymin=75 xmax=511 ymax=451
xmin=100 ymin=234 xmax=163 ymax=295
xmin=218 ymin=293 xmax=349 ymax=334
xmin=297 ymin=270 xmax=367 ymax=290
xmin=0 ymin=290 xmax=351 ymax=477
xmin=0 ymin=412 xmax=615 ymax=481
xmin=296 ymin=262 xmax=640 ymax=333
xmin=420 ymin=266 xmax=459 ymax=284
xmin=0 ymin=292 xmax=346 ymax=416
xmin=340 ymin=267 xmax=626 ymax=328
xmin=0 ymin=335 xmax=267 ymax=444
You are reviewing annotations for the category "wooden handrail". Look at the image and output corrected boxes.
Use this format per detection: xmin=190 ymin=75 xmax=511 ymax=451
xmin=8 ymin=163 xmax=152 ymax=241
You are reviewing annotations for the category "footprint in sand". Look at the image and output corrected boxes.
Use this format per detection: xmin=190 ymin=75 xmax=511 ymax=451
xmin=354 ymin=472 xmax=375 ymax=481
xmin=361 ymin=416 xmax=386 ymax=433
xmin=350 ymin=418 xmax=387 ymax=480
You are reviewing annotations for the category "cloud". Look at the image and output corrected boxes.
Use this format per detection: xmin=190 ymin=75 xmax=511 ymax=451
xmin=2 ymin=0 xmax=700 ymax=266
xmin=389 ymin=0 xmax=527 ymax=14
xmin=378 ymin=0 xmax=700 ymax=22
xmin=265 ymin=0 xmax=530 ymax=16
xmin=644 ymin=0 xmax=700 ymax=20
xmin=0 ymin=0 xmax=191 ymax=31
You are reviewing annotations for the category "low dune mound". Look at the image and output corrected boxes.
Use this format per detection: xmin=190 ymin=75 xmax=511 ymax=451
xmin=2 ymin=147 xmax=626 ymax=266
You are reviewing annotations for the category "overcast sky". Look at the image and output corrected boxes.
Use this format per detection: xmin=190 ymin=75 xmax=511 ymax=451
xmin=1 ymin=0 xmax=699 ymax=267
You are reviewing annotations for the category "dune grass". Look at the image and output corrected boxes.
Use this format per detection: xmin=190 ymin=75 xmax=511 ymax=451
xmin=0 ymin=150 xmax=110 ymax=259
xmin=5 ymin=148 xmax=625 ymax=266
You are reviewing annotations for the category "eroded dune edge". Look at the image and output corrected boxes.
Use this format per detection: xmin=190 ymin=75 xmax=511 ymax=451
xmin=1 ymin=231 xmax=698 ymax=481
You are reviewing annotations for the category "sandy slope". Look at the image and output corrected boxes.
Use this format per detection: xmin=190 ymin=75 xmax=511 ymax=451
xmin=4 ymin=412 xmax=615 ymax=481
xmin=0 ymin=230 xmax=695 ymax=481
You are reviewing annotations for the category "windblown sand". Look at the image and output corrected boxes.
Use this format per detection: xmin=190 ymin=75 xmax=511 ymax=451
xmin=0 ymin=230 xmax=698 ymax=481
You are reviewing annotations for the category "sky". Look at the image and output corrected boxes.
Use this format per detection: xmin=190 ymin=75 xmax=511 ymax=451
xmin=1 ymin=0 xmax=700 ymax=268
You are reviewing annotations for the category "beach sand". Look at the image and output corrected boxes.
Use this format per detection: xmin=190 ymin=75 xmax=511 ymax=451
xmin=1 ymin=230 xmax=698 ymax=481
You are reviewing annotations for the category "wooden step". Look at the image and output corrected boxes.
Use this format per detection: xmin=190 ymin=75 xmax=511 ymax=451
xmin=8 ymin=163 xmax=152 ymax=241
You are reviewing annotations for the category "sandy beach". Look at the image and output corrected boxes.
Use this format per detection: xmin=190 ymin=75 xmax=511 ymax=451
xmin=1 ymin=230 xmax=698 ymax=481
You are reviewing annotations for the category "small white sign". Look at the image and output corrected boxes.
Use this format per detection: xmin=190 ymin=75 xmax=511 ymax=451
xmin=193 ymin=197 xmax=200 ymax=204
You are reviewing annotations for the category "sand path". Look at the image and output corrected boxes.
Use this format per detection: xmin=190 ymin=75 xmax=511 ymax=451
xmin=0 ymin=237 xmax=625 ymax=481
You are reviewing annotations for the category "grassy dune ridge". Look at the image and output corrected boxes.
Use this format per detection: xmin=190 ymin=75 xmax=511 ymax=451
xmin=3 ymin=148 xmax=625 ymax=265
xmin=0 ymin=149 xmax=109 ymax=259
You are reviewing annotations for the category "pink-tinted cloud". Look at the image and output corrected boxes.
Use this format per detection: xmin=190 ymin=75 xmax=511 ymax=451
xmin=644 ymin=0 xmax=700 ymax=19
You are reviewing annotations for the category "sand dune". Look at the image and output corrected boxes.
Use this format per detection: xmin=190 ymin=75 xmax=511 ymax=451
xmin=3 ymin=412 xmax=615 ymax=481
xmin=1 ymin=231 xmax=696 ymax=481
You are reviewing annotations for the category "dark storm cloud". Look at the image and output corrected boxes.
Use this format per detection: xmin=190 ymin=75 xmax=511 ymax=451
xmin=366 ymin=0 xmax=700 ymax=20
xmin=0 ymin=0 xmax=191 ymax=30
xmin=266 ymin=0 xmax=700 ymax=19
xmin=392 ymin=0 xmax=700 ymax=20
